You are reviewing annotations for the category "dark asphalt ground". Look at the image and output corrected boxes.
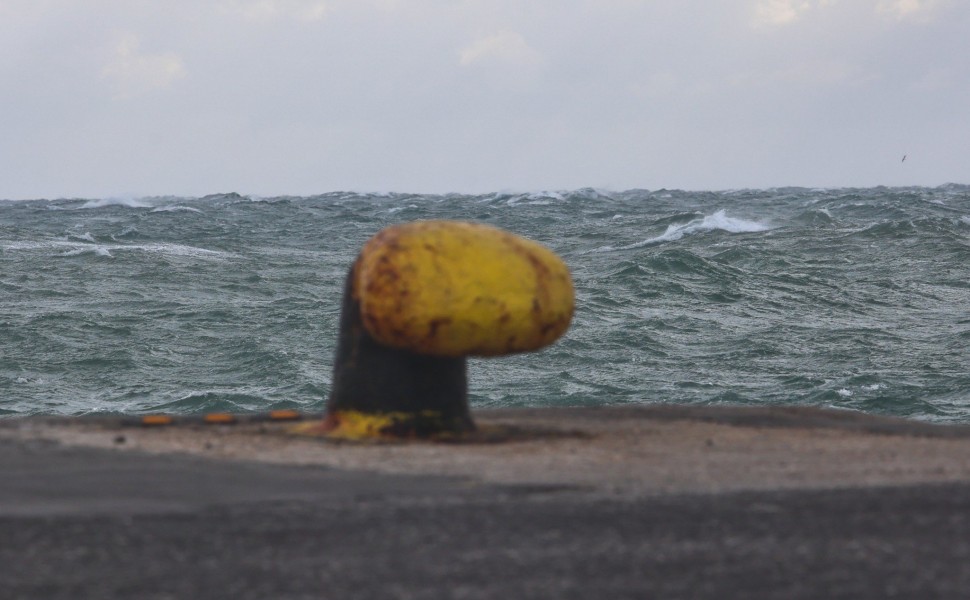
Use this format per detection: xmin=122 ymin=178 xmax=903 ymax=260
xmin=3 ymin=437 xmax=970 ymax=599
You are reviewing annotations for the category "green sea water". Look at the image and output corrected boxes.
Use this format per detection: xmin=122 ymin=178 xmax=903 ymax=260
xmin=2 ymin=186 xmax=969 ymax=421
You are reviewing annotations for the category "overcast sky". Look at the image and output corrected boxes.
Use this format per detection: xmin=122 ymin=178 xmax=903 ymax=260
xmin=1 ymin=0 xmax=967 ymax=199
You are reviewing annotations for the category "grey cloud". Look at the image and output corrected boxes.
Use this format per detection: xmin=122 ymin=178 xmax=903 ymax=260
xmin=1 ymin=0 xmax=967 ymax=198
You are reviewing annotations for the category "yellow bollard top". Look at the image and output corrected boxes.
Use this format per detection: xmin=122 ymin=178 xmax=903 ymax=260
xmin=353 ymin=220 xmax=574 ymax=357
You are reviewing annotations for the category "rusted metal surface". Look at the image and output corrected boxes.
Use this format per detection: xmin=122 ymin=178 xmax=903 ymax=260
xmin=353 ymin=220 xmax=574 ymax=357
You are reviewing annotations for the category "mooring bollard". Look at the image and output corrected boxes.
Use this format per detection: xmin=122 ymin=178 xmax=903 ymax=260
xmin=316 ymin=220 xmax=574 ymax=440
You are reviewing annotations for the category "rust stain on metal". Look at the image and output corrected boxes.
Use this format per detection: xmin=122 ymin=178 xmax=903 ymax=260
xmin=427 ymin=317 xmax=453 ymax=339
xmin=353 ymin=220 xmax=573 ymax=356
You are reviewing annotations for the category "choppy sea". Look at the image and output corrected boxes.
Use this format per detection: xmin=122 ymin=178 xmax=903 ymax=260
xmin=2 ymin=186 xmax=968 ymax=422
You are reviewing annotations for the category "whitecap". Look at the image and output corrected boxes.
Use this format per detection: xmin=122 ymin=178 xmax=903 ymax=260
xmin=2 ymin=240 xmax=79 ymax=251
xmin=387 ymin=204 xmax=419 ymax=214
xmin=59 ymin=246 xmax=113 ymax=258
xmin=2 ymin=239 xmax=230 ymax=259
xmin=837 ymin=388 xmax=853 ymax=397
xmin=596 ymin=210 xmax=770 ymax=251
xmin=506 ymin=191 xmax=563 ymax=206
xmin=116 ymin=243 xmax=232 ymax=259
xmin=69 ymin=232 xmax=97 ymax=243
xmin=78 ymin=197 xmax=152 ymax=209
xmin=151 ymin=205 xmax=202 ymax=213
xmin=509 ymin=199 xmax=552 ymax=206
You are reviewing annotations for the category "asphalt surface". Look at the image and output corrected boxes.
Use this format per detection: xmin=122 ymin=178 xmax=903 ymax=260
xmin=3 ymin=437 xmax=970 ymax=599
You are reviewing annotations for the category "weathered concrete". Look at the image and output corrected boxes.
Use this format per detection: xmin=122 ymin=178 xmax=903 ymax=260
xmin=3 ymin=405 xmax=970 ymax=598
xmin=6 ymin=405 xmax=970 ymax=497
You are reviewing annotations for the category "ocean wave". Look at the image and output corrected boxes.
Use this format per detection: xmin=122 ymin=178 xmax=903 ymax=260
xmin=2 ymin=240 xmax=231 ymax=259
xmin=151 ymin=205 xmax=203 ymax=213
xmin=793 ymin=208 xmax=835 ymax=226
xmin=78 ymin=197 xmax=153 ymax=209
xmin=43 ymin=196 xmax=200 ymax=211
xmin=592 ymin=210 xmax=770 ymax=252
xmin=124 ymin=243 xmax=231 ymax=258
xmin=3 ymin=186 xmax=969 ymax=422
xmin=58 ymin=246 xmax=114 ymax=258
xmin=68 ymin=232 xmax=97 ymax=243
xmin=387 ymin=204 xmax=419 ymax=214
xmin=502 ymin=191 xmax=565 ymax=206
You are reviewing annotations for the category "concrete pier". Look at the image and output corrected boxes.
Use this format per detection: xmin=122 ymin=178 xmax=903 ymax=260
xmin=3 ymin=405 xmax=970 ymax=598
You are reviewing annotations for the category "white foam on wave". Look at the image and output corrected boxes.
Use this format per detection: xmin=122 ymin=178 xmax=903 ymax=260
xmin=61 ymin=246 xmax=114 ymax=258
xmin=506 ymin=191 xmax=564 ymax=206
xmin=387 ymin=204 xmax=419 ymax=214
xmin=70 ymin=232 xmax=97 ymax=243
xmin=151 ymin=205 xmax=203 ymax=213
xmin=2 ymin=240 xmax=231 ymax=259
xmin=78 ymin=197 xmax=152 ymax=209
xmin=592 ymin=210 xmax=770 ymax=252
xmin=960 ymin=216 xmax=970 ymax=226
xmin=111 ymin=243 xmax=231 ymax=258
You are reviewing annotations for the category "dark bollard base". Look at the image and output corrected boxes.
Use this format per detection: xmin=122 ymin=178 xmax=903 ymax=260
xmin=325 ymin=266 xmax=475 ymax=438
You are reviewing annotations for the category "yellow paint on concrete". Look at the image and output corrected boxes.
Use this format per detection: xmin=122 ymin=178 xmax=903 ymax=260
xmin=289 ymin=410 xmax=449 ymax=441
xmin=354 ymin=220 xmax=574 ymax=357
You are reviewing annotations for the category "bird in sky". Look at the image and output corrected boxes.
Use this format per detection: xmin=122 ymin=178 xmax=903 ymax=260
xmin=902 ymin=155 xmax=907 ymax=162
